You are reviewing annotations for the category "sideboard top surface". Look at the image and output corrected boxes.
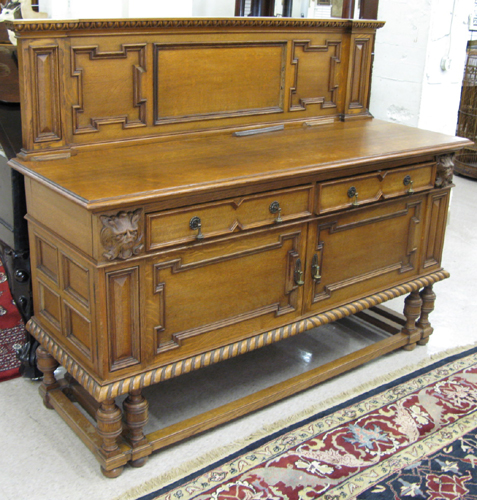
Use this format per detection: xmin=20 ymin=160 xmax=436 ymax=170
xmin=10 ymin=119 xmax=470 ymax=210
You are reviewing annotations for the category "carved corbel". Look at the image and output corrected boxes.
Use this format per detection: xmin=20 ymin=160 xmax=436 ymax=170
xmin=100 ymin=208 xmax=144 ymax=261
xmin=435 ymin=153 xmax=455 ymax=188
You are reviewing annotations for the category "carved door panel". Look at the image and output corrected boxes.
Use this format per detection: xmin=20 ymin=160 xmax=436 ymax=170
xmin=145 ymin=223 xmax=307 ymax=365
xmin=304 ymin=196 xmax=425 ymax=314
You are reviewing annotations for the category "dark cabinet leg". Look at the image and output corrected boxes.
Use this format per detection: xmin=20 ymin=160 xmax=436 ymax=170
xmin=417 ymin=285 xmax=436 ymax=345
xmin=402 ymin=290 xmax=423 ymax=351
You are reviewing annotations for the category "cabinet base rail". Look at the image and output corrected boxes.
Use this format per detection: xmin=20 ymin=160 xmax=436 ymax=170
xmin=30 ymin=271 xmax=446 ymax=477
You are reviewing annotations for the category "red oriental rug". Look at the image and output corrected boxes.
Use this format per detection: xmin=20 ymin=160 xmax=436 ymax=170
xmin=0 ymin=259 xmax=25 ymax=381
xmin=133 ymin=346 xmax=477 ymax=500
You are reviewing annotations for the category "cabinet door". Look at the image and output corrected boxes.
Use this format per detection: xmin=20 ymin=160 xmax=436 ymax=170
xmin=145 ymin=223 xmax=307 ymax=365
xmin=304 ymin=196 xmax=425 ymax=314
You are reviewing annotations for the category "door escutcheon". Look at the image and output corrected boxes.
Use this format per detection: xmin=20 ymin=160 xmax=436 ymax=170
xmin=311 ymin=253 xmax=321 ymax=280
xmin=294 ymin=258 xmax=305 ymax=286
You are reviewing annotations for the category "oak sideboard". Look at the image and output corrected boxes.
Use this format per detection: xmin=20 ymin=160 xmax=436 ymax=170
xmin=6 ymin=17 xmax=470 ymax=477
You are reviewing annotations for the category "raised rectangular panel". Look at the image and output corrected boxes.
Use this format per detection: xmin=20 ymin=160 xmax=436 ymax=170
xmin=149 ymin=227 xmax=306 ymax=355
xmin=38 ymin=280 xmax=61 ymax=330
xmin=36 ymin=236 xmax=59 ymax=283
xmin=71 ymin=44 xmax=147 ymax=134
xmin=424 ymin=191 xmax=449 ymax=269
xmin=63 ymin=301 xmax=92 ymax=359
xmin=348 ymin=38 xmax=371 ymax=110
xmin=307 ymin=198 xmax=423 ymax=311
xmin=30 ymin=45 xmax=62 ymax=143
xmin=106 ymin=267 xmax=140 ymax=371
xmin=154 ymin=42 xmax=286 ymax=124
xmin=61 ymin=254 xmax=90 ymax=309
xmin=289 ymin=40 xmax=341 ymax=112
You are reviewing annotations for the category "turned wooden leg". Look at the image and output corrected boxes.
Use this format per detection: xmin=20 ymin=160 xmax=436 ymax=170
xmin=36 ymin=345 xmax=59 ymax=409
xmin=96 ymin=399 xmax=124 ymax=478
xmin=402 ymin=290 xmax=423 ymax=351
xmin=123 ymin=389 xmax=152 ymax=467
xmin=417 ymin=285 xmax=436 ymax=346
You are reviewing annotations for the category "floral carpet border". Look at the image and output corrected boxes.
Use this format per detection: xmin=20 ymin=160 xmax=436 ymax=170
xmin=137 ymin=346 xmax=477 ymax=500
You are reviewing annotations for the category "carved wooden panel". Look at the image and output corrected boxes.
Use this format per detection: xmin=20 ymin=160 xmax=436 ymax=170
xmin=289 ymin=40 xmax=341 ymax=112
xmin=36 ymin=236 xmax=59 ymax=283
xmin=71 ymin=44 xmax=147 ymax=134
xmin=148 ymin=227 xmax=306 ymax=356
xmin=38 ymin=280 xmax=61 ymax=330
xmin=61 ymin=254 xmax=90 ymax=309
xmin=106 ymin=267 xmax=141 ymax=371
xmin=306 ymin=198 xmax=423 ymax=311
xmin=348 ymin=37 xmax=371 ymax=110
xmin=154 ymin=42 xmax=286 ymax=124
xmin=63 ymin=301 xmax=92 ymax=359
xmin=423 ymin=191 xmax=449 ymax=269
xmin=29 ymin=45 xmax=62 ymax=143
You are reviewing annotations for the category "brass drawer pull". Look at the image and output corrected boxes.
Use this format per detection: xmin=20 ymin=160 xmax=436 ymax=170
xmin=294 ymin=258 xmax=305 ymax=286
xmin=311 ymin=254 xmax=321 ymax=280
xmin=403 ymin=175 xmax=414 ymax=194
xmin=189 ymin=216 xmax=204 ymax=240
xmin=269 ymin=201 xmax=283 ymax=223
xmin=347 ymin=186 xmax=359 ymax=206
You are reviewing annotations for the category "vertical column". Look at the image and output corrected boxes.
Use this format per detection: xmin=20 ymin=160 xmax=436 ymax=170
xmin=123 ymin=389 xmax=152 ymax=467
xmin=96 ymin=399 xmax=125 ymax=478
xmin=402 ymin=290 xmax=423 ymax=351
xmin=36 ymin=345 xmax=59 ymax=409
xmin=417 ymin=285 xmax=436 ymax=346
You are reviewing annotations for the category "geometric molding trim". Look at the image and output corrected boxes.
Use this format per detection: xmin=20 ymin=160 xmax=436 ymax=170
xmin=71 ymin=44 xmax=147 ymax=134
xmin=27 ymin=270 xmax=449 ymax=402
xmin=289 ymin=40 xmax=341 ymax=112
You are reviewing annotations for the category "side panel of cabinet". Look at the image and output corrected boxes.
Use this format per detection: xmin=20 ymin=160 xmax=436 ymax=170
xmin=143 ymin=224 xmax=307 ymax=367
xmin=304 ymin=196 xmax=425 ymax=313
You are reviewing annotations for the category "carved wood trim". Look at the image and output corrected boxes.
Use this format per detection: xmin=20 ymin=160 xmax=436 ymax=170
xmin=71 ymin=44 xmax=147 ymax=134
xmin=289 ymin=40 xmax=341 ymax=112
xmin=7 ymin=19 xmax=386 ymax=33
xmin=153 ymin=41 xmax=286 ymax=125
xmin=153 ymin=231 xmax=302 ymax=352
xmin=29 ymin=45 xmax=62 ymax=144
xmin=106 ymin=267 xmax=141 ymax=371
xmin=100 ymin=209 xmax=144 ymax=261
xmin=348 ymin=37 xmax=371 ymax=110
xmin=435 ymin=154 xmax=454 ymax=188
xmin=26 ymin=270 xmax=449 ymax=402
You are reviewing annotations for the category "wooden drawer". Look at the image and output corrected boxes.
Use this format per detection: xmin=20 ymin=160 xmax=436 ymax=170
xmin=146 ymin=185 xmax=313 ymax=250
xmin=316 ymin=162 xmax=436 ymax=214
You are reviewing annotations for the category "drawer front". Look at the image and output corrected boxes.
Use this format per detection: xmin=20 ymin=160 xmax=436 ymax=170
xmin=317 ymin=163 xmax=435 ymax=214
xmin=144 ymin=224 xmax=307 ymax=366
xmin=146 ymin=185 xmax=313 ymax=250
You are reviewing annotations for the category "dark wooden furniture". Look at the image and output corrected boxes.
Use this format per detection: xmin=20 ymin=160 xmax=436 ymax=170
xmin=6 ymin=17 xmax=470 ymax=477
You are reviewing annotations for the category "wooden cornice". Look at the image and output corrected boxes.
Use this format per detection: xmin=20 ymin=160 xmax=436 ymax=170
xmin=5 ymin=17 xmax=386 ymax=35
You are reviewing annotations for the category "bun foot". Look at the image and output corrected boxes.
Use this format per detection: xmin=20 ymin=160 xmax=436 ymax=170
xmin=101 ymin=466 xmax=124 ymax=478
xmin=130 ymin=456 xmax=148 ymax=468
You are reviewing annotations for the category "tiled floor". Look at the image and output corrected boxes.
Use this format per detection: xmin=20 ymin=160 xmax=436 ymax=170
xmin=0 ymin=174 xmax=475 ymax=500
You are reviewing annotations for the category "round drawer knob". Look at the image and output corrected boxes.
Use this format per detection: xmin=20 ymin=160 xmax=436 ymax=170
xmin=403 ymin=175 xmax=414 ymax=194
xmin=347 ymin=186 xmax=359 ymax=207
xmin=269 ymin=201 xmax=283 ymax=223
xmin=189 ymin=216 xmax=204 ymax=240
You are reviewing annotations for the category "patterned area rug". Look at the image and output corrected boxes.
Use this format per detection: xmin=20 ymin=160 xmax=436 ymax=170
xmin=134 ymin=347 xmax=477 ymax=500
xmin=0 ymin=259 xmax=25 ymax=381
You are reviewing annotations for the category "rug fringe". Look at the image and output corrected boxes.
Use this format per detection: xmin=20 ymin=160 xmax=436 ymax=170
xmin=115 ymin=342 xmax=477 ymax=500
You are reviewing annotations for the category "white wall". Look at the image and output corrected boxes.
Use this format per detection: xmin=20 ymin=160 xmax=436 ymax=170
xmin=370 ymin=0 xmax=473 ymax=136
